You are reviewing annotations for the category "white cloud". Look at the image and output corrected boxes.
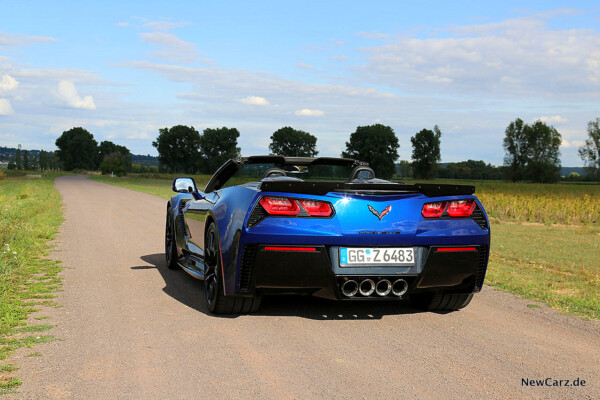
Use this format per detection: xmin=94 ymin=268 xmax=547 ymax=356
xmin=0 ymin=31 xmax=56 ymax=47
xmin=142 ymin=21 xmax=189 ymax=31
xmin=356 ymin=31 xmax=390 ymax=39
xmin=560 ymin=139 xmax=571 ymax=148
xmin=0 ymin=99 xmax=14 ymax=115
xmin=295 ymin=109 xmax=324 ymax=116
xmin=57 ymin=80 xmax=96 ymax=110
xmin=537 ymin=115 xmax=568 ymax=124
xmin=126 ymin=132 xmax=151 ymax=140
xmin=116 ymin=22 xmax=130 ymax=27
xmin=139 ymin=32 xmax=198 ymax=64
xmin=0 ymin=74 xmax=19 ymax=91
xmin=331 ymin=54 xmax=348 ymax=61
xmin=241 ymin=96 xmax=269 ymax=106
xmin=297 ymin=62 xmax=315 ymax=70
xmin=359 ymin=15 xmax=600 ymax=97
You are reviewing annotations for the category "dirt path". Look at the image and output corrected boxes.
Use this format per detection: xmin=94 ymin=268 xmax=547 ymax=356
xmin=6 ymin=175 xmax=599 ymax=399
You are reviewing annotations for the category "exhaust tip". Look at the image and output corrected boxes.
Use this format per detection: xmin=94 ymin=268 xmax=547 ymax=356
xmin=359 ymin=279 xmax=376 ymax=297
xmin=392 ymin=279 xmax=408 ymax=297
xmin=375 ymin=279 xmax=392 ymax=296
xmin=341 ymin=280 xmax=359 ymax=297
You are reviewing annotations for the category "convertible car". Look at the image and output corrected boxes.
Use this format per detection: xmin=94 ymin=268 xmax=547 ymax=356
xmin=165 ymin=156 xmax=490 ymax=314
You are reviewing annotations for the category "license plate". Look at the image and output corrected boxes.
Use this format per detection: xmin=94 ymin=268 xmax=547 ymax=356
xmin=339 ymin=247 xmax=415 ymax=267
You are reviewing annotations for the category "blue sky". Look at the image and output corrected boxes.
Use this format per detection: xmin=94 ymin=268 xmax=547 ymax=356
xmin=1 ymin=1 xmax=599 ymax=166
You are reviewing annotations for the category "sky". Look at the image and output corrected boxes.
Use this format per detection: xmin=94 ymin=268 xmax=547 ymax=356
xmin=1 ymin=1 xmax=599 ymax=166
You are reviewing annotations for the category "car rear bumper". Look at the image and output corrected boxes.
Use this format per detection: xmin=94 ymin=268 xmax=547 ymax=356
xmin=236 ymin=244 xmax=489 ymax=300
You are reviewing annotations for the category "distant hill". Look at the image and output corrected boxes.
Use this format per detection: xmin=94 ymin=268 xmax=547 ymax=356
xmin=1 ymin=146 xmax=159 ymax=167
xmin=561 ymin=167 xmax=585 ymax=176
xmin=0 ymin=146 xmax=41 ymax=162
xmin=131 ymin=154 xmax=159 ymax=167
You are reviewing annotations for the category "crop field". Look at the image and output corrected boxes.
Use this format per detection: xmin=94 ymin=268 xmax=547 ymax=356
xmin=91 ymin=174 xmax=600 ymax=319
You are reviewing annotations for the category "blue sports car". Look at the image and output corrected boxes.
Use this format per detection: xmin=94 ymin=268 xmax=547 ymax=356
xmin=165 ymin=156 xmax=490 ymax=314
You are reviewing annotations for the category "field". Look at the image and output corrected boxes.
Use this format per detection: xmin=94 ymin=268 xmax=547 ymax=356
xmin=0 ymin=174 xmax=64 ymax=393
xmin=91 ymin=174 xmax=600 ymax=319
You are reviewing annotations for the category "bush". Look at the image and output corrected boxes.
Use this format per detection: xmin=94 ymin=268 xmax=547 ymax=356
xmin=100 ymin=152 xmax=129 ymax=177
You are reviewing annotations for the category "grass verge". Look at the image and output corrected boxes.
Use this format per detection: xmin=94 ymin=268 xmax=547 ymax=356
xmin=487 ymin=222 xmax=599 ymax=319
xmin=0 ymin=175 xmax=64 ymax=393
xmin=91 ymin=175 xmax=599 ymax=319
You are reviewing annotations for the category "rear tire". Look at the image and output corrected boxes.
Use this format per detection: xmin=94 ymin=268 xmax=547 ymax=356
xmin=165 ymin=207 xmax=179 ymax=270
xmin=410 ymin=292 xmax=473 ymax=311
xmin=204 ymin=222 xmax=261 ymax=314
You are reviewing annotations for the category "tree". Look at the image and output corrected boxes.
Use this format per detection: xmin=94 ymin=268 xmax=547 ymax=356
xmin=526 ymin=120 xmax=561 ymax=183
xmin=152 ymin=125 xmax=201 ymax=173
xmin=100 ymin=152 xmax=130 ymax=176
xmin=15 ymin=147 xmax=22 ymax=170
xmin=55 ymin=127 xmax=99 ymax=170
xmin=342 ymin=124 xmax=399 ymax=179
xmin=397 ymin=160 xmax=413 ymax=179
xmin=198 ymin=127 xmax=241 ymax=173
xmin=502 ymin=118 xmax=561 ymax=183
xmin=502 ymin=118 xmax=528 ymax=182
xmin=411 ymin=125 xmax=442 ymax=179
xmin=22 ymin=150 xmax=29 ymax=170
xmin=269 ymin=127 xmax=318 ymax=157
xmin=7 ymin=161 xmax=16 ymax=170
xmin=98 ymin=141 xmax=132 ymax=171
xmin=39 ymin=150 xmax=47 ymax=171
xmin=579 ymin=118 xmax=600 ymax=179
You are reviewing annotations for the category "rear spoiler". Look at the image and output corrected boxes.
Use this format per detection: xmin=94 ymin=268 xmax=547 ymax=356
xmin=259 ymin=181 xmax=475 ymax=197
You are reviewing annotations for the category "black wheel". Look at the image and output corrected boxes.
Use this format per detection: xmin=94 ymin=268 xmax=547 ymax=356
xmin=410 ymin=292 xmax=473 ymax=311
xmin=165 ymin=207 xmax=179 ymax=270
xmin=204 ymin=222 xmax=261 ymax=314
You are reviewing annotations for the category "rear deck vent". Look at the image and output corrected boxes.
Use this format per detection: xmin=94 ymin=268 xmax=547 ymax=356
xmin=248 ymin=204 xmax=267 ymax=228
xmin=475 ymin=245 xmax=488 ymax=292
xmin=471 ymin=205 xmax=488 ymax=230
xmin=238 ymin=244 xmax=258 ymax=292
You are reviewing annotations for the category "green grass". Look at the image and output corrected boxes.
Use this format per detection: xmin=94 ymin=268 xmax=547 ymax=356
xmin=0 ymin=377 xmax=21 ymax=394
xmin=488 ymin=222 xmax=599 ymax=319
xmin=0 ymin=176 xmax=63 ymax=362
xmin=92 ymin=174 xmax=600 ymax=319
xmin=90 ymin=175 xmax=192 ymax=199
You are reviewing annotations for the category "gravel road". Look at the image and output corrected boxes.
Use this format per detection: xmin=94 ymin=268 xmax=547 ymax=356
xmin=6 ymin=175 xmax=599 ymax=399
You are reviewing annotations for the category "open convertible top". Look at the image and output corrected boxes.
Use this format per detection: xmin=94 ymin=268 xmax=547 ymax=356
xmin=204 ymin=155 xmax=475 ymax=197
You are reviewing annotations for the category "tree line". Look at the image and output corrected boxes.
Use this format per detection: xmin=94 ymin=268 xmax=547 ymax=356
xmin=6 ymin=148 xmax=60 ymax=171
xmin=27 ymin=116 xmax=600 ymax=181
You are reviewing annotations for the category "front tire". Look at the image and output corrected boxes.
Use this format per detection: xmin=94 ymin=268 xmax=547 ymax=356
xmin=165 ymin=207 xmax=179 ymax=270
xmin=204 ymin=222 xmax=261 ymax=314
xmin=410 ymin=292 xmax=473 ymax=311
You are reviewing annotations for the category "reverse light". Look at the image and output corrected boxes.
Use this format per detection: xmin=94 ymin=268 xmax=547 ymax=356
xmin=422 ymin=201 xmax=447 ymax=218
xmin=259 ymin=196 xmax=300 ymax=215
xmin=299 ymin=200 xmax=333 ymax=217
xmin=447 ymin=199 xmax=476 ymax=217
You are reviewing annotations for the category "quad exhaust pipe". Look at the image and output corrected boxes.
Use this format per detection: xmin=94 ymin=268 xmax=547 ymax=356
xmin=341 ymin=280 xmax=359 ymax=297
xmin=392 ymin=279 xmax=408 ymax=297
xmin=375 ymin=279 xmax=392 ymax=296
xmin=359 ymin=279 xmax=376 ymax=297
xmin=340 ymin=278 xmax=408 ymax=297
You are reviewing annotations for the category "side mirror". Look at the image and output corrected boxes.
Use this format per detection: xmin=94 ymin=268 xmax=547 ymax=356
xmin=172 ymin=177 xmax=198 ymax=194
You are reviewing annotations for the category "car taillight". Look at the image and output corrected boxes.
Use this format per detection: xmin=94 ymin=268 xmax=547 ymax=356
xmin=421 ymin=201 xmax=447 ymax=218
xmin=299 ymin=200 xmax=332 ymax=217
xmin=447 ymin=199 xmax=476 ymax=217
xmin=259 ymin=196 xmax=300 ymax=215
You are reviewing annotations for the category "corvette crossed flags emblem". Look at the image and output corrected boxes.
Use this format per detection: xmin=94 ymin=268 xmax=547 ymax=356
xmin=368 ymin=205 xmax=391 ymax=221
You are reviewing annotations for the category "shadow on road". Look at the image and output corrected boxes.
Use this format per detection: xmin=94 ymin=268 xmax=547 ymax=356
xmin=135 ymin=253 xmax=422 ymax=320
